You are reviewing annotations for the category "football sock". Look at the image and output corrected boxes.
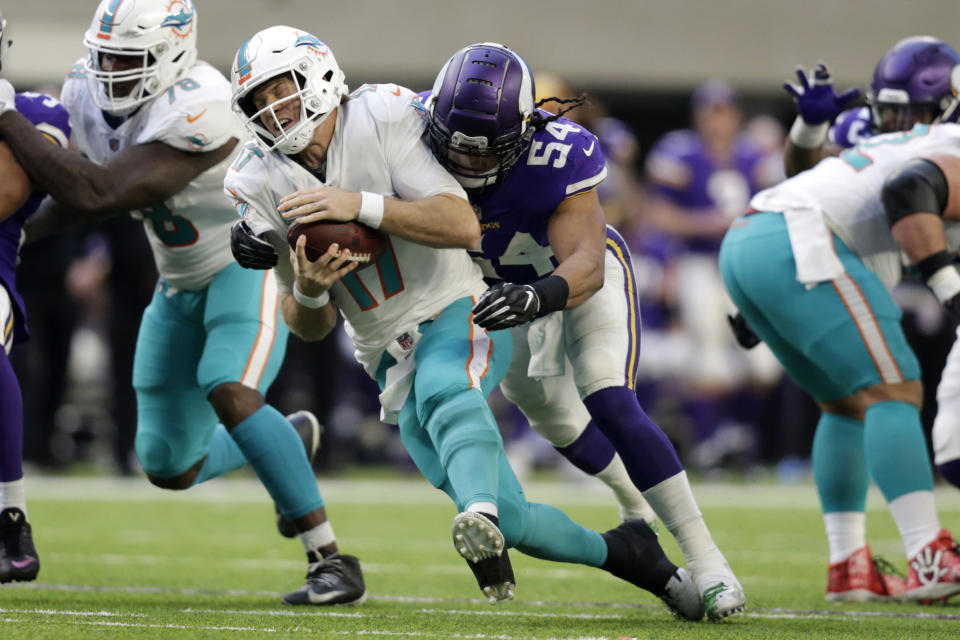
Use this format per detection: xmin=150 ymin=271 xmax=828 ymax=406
xmin=643 ymin=471 xmax=730 ymax=578
xmin=299 ymin=520 xmax=336 ymax=557
xmin=191 ymin=424 xmax=247 ymax=485
xmin=230 ymin=405 xmax=324 ymax=518
xmin=424 ymin=388 xmax=501 ymax=509
xmin=0 ymin=351 xmax=24 ymax=484
xmin=583 ymin=387 xmax=683 ymax=491
xmin=888 ymin=491 xmax=941 ymax=558
xmin=812 ymin=413 xmax=869 ymax=513
xmin=596 ymin=456 xmax=658 ymax=524
xmin=863 ymin=402 xmax=934 ymax=501
xmin=0 ymin=479 xmax=26 ymax=515
xmin=466 ymin=501 xmax=498 ymax=519
xmin=823 ymin=511 xmax=866 ymax=564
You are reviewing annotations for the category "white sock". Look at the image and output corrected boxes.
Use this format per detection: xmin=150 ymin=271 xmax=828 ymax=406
xmin=299 ymin=521 xmax=336 ymax=557
xmin=823 ymin=511 xmax=866 ymax=564
xmin=888 ymin=491 xmax=941 ymax=558
xmin=595 ymin=455 xmax=657 ymax=525
xmin=466 ymin=501 xmax=498 ymax=519
xmin=642 ymin=471 xmax=731 ymax=582
xmin=0 ymin=479 xmax=26 ymax=516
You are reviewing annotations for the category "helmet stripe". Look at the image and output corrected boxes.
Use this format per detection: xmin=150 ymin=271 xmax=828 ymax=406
xmin=236 ymin=37 xmax=254 ymax=85
xmin=97 ymin=0 xmax=126 ymax=40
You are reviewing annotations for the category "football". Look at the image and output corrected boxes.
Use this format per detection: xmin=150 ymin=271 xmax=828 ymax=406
xmin=287 ymin=220 xmax=388 ymax=266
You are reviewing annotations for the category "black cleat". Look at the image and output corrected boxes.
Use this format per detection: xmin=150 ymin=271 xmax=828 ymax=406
xmin=0 ymin=507 xmax=40 ymax=583
xmin=453 ymin=511 xmax=515 ymax=604
xmin=602 ymin=519 xmax=704 ymax=621
xmin=275 ymin=411 xmax=323 ymax=538
xmin=283 ymin=552 xmax=367 ymax=606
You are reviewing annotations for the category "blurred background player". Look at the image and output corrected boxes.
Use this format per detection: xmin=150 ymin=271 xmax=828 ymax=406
xmin=0 ymin=8 xmax=70 ymax=584
xmin=643 ymin=79 xmax=782 ymax=464
xmin=422 ymin=42 xmax=744 ymax=621
xmin=0 ymin=0 xmax=366 ymax=605
xmin=227 ymin=28 xmax=702 ymax=619
xmin=721 ymin=106 xmax=960 ymax=603
xmin=783 ymin=37 xmax=960 ymax=492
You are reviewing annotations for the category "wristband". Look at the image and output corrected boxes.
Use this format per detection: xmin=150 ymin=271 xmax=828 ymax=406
xmin=789 ymin=117 xmax=830 ymax=149
xmin=916 ymin=250 xmax=954 ymax=282
xmin=531 ymin=275 xmax=570 ymax=316
xmin=927 ymin=265 xmax=960 ymax=304
xmin=357 ymin=191 xmax=385 ymax=229
xmin=293 ymin=282 xmax=330 ymax=309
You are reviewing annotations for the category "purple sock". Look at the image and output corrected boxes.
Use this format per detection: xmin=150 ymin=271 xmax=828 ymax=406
xmin=583 ymin=386 xmax=682 ymax=491
xmin=554 ymin=421 xmax=617 ymax=475
xmin=0 ymin=352 xmax=24 ymax=482
xmin=938 ymin=459 xmax=960 ymax=490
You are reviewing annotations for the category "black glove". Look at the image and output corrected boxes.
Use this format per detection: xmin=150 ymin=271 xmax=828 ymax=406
xmin=727 ymin=312 xmax=761 ymax=349
xmin=472 ymin=282 xmax=541 ymax=330
xmin=231 ymin=219 xmax=278 ymax=269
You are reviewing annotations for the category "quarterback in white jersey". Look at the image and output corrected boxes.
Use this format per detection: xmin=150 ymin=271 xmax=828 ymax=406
xmin=226 ymin=27 xmax=702 ymax=616
xmin=720 ymin=122 xmax=960 ymax=602
xmin=0 ymin=0 xmax=367 ymax=606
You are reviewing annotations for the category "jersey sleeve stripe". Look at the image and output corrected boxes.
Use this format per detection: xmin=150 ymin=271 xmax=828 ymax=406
xmin=36 ymin=122 xmax=69 ymax=148
xmin=240 ymin=272 xmax=280 ymax=389
xmin=565 ymin=165 xmax=608 ymax=196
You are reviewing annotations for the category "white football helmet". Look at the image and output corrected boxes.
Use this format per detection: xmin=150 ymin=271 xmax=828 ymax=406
xmin=83 ymin=0 xmax=198 ymax=116
xmin=230 ymin=26 xmax=347 ymax=155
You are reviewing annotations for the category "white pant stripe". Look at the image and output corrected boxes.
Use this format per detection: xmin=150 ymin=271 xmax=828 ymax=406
xmin=833 ymin=273 xmax=902 ymax=384
xmin=240 ymin=272 xmax=279 ymax=389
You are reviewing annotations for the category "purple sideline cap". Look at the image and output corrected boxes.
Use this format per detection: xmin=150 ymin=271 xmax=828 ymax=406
xmin=692 ymin=79 xmax=740 ymax=109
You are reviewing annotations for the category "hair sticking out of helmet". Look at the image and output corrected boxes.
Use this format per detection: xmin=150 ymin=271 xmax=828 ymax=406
xmin=83 ymin=0 xmax=199 ymax=116
xmin=426 ymin=42 xmax=538 ymax=193
xmin=229 ymin=26 xmax=347 ymax=156
xmin=868 ymin=36 xmax=960 ymax=133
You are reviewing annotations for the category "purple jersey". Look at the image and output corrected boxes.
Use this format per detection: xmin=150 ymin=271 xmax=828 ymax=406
xmin=645 ymin=129 xmax=765 ymax=253
xmin=466 ymin=111 xmax=607 ymax=284
xmin=0 ymin=93 xmax=71 ymax=343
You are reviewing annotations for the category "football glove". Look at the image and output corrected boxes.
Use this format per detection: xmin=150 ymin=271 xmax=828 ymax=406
xmin=727 ymin=312 xmax=761 ymax=349
xmin=783 ymin=63 xmax=861 ymax=125
xmin=231 ymin=219 xmax=278 ymax=269
xmin=0 ymin=79 xmax=15 ymax=116
xmin=472 ymin=282 xmax=541 ymax=330
xmin=828 ymin=106 xmax=873 ymax=148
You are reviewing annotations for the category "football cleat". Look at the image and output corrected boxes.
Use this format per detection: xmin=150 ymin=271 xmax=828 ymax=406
xmin=601 ymin=519 xmax=705 ymax=622
xmin=452 ymin=511 xmax=515 ymax=604
xmin=825 ymin=546 xmax=906 ymax=602
xmin=0 ymin=507 xmax=40 ymax=583
xmin=691 ymin=554 xmax=746 ymax=622
xmin=904 ymin=529 xmax=960 ymax=602
xmin=283 ymin=552 xmax=367 ymax=606
xmin=275 ymin=410 xmax=323 ymax=538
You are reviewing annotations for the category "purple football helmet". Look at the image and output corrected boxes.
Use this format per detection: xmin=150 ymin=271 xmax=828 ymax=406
xmin=867 ymin=36 xmax=960 ymax=133
xmin=426 ymin=42 xmax=535 ymax=192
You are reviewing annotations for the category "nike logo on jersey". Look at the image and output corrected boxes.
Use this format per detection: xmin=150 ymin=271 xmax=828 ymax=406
xmin=392 ymin=87 xmax=402 ymax=96
xmin=186 ymin=109 xmax=207 ymax=123
xmin=583 ymin=141 xmax=596 ymax=157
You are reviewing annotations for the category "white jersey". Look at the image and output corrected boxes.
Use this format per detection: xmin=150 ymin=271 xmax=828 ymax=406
xmin=60 ymin=59 xmax=245 ymax=290
xmin=749 ymin=123 xmax=960 ymax=290
xmin=224 ymin=84 xmax=487 ymax=374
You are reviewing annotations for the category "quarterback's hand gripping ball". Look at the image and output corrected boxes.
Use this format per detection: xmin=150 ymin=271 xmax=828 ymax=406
xmin=287 ymin=220 xmax=387 ymax=265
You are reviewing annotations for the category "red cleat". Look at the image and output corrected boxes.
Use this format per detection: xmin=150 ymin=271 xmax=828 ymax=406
xmin=826 ymin=546 xmax=906 ymax=602
xmin=905 ymin=529 xmax=960 ymax=602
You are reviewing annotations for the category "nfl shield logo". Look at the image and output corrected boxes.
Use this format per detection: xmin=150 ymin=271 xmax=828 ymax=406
xmin=109 ymin=138 xmax=119 ymax=151
xmin=396 ymin=332 xmax=414 ymax=352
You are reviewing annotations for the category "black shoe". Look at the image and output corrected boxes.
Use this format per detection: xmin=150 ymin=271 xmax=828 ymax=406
xmin=0 ymin=507 xmax=40 ymax=583
xmin=453 ymin=511 xmax=515 ymax=604
xmin=601 ymin=519 xmax=704 ymax=621
xmin=275 ymin=411 xmax=323 ymax=538
xmin=283 ymin=552 xmax=367 ymax=605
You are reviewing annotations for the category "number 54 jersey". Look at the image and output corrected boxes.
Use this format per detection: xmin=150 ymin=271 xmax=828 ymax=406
xmin=60 ymin=59 xmax=245 ymax=291
xmin=225 ymin=85 xmax=487 ymax=376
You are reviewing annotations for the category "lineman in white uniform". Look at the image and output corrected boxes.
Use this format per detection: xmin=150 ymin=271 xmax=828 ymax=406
xmin=0 ymin=0 xmax=366 ymax=605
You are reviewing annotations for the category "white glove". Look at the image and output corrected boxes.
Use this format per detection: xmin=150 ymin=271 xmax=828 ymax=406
xmin=0 ymin=79 xmax=16 ymax=116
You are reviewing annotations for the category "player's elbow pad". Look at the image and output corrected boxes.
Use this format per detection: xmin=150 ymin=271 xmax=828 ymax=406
xmin=882 ymin=158 xmax=949 ymax=226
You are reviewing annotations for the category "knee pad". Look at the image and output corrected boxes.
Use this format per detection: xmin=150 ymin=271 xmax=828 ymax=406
xmin=135 ymin=430 xmax=190 ymax=479
xmin=425 ymin=389 xmax=502 ymax=465
xmin=933 ymin=397 xmax=960 ymax=465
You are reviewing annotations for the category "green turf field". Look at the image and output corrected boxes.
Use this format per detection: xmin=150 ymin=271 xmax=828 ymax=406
xmin=2 ymin=474 xmax=959 ymax=639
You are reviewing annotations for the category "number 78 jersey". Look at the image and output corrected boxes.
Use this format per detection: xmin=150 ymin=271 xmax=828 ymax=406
xmin=467 ymin=111 xmax=607 ymax=284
